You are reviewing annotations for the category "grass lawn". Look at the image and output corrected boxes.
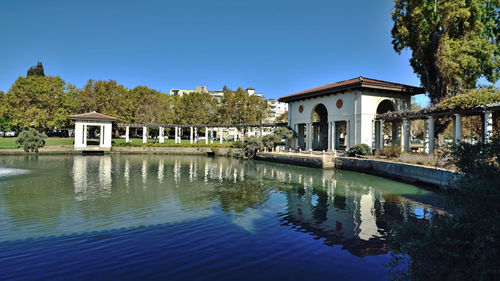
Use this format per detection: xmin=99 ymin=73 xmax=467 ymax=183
xmin=0 ymin=137 xmax=238 ymax=149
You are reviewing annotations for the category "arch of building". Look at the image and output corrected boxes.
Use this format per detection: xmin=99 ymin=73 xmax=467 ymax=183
xmin=279 ymin=77 xmax=424 ymax=151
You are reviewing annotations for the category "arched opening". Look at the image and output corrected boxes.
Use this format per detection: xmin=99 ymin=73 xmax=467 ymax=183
xmin=312 ymin=104 xmax=328 ymax=151
xmin=375 ymin=100 xmax=396 ymax=149
xmin=376 ymin=100 xmax=395 ymax=114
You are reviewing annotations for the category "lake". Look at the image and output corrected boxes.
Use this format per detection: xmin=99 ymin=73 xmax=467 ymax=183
xmin=0 ymin=155 xmax=446 ymax=280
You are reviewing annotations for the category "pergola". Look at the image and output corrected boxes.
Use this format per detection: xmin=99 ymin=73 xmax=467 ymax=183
xmin=117 ymin=123 xmax=288 ymax=144
xmin=70 ymin=112 xmax=117 ymax=150
xmin=373 ymin=102 xmax=499 ymax=153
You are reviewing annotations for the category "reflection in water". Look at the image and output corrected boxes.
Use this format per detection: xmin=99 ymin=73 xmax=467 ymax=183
xmin=0 ymin=155 xmax=446 ymax=259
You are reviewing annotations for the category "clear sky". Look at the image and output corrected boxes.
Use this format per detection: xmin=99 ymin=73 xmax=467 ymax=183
xmin=1 ymin=0 xmax=434 ymax=105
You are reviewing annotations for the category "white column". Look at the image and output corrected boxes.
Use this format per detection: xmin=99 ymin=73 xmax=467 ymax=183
xmin=379 ymin=120 xmax=385 ymax=150
xmin=205 ymin=127 xmax=208 ymax=144
xmin=174 ymin=126 xmax=178 ymax=143
xmin=234 ymin=128 xmax=238 ymax=141
xmin=306 ymin=123 xmax=312 ymax=151
xmin=190 ymin=127 xmax=193 ymax=144
xmin=83 ymin=125 xmax=87 ymax=147
xmin=210 ymin=128 xmax=214 ymax=144
xmin=345 ymin=120 xmax=350 ymax=149
xmin=260 ymin=126 xmax=263 ymax=137
xmin=219 ymin=127 xmax=223 ymax=143
xmin=125 ymin=126 xmax=130 ymax=143
xmin=194 ymin=127 xmax=198 ymax=143
xmin=483 ymin=111 xmax=493 ymax=143
xmin=428 ymin=116 xmax=434 ymax=154
xmin=403 ymin=118 xmax=410 ymax=152
xmin=100 ymin=125 xmax=104 ymax=146
xmin=327 ymin=122 xmax=332 ymax=152
xmin=103 ymin=123 xmax=112 ymax=148
xmin=159 ymin=127 xmax=164 ymax=143
xmin=454 ymin=114 xmax=462 ymax=144
xmin=293 ymin=124 xmax=298 ymax=149
xmin=142 ymin=126 xmax=147 ymax=143
xmin=331 ymin=122 xmax=336 ymax=151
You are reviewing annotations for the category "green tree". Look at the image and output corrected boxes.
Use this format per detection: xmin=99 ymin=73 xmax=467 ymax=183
xmin=26 ymin=62 xmax=45 ymax=77
xmin=176 ymin=92 xmax=217 ymax=125
xmin=75 ymin=79 xmax=129 ymax=122
xmin=218 ymin=87 xmax=269 ymax=124
xmin=392 ymin=0 xmax=499 ymax=103
xmin=132 ymin=86 xmax=173 ymax=124
xmin=5 ymin=76 xmax=76 ymax=130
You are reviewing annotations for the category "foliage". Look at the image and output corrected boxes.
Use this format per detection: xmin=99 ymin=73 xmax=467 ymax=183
xmin=346 ymin=144 xmax=371 ymax=156
xmin=0 ymin=113 xmax=12 ymax=132
xmin=389 ymin=137 xmax=500 ymax=281
xmin=243 ymin=137 xmax=263 ymax=159
xmin=132 ymin=86 xmax=173 ymax=124
xmin=5 ymin=76 xmax=77 ymax=130
xmin=232 ymin=140 xmax=245 ymax=148
xmin=435 ymin=87 xmax=500 ymax=110
xmin=15 ymin=128 xmax=47 ymax=152
xmin=384 ymin=145 xmax=401 ymax=158
xmin=26 ymin=62 xmax=45 ymax=77
xmin=218 ymin=87 xmax=269 ymax=124
xmin=175 ymin=91 xmax=217 ymax=125
xmin=392 ymin=0 xmax=499 ymax=104
xmin=273 ymin=126 xmax=295 ymax=141
xmin=262 ymin=134 xmax=280 ymax=150
xmin=275 ymin=111 xmax=288 ymax=123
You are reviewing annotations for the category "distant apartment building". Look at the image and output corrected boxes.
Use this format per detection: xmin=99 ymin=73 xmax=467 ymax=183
xmin=266 ymin=98 xmax=288 ymax=122
xmin=169 ymin=86 xmax=262 ymax=100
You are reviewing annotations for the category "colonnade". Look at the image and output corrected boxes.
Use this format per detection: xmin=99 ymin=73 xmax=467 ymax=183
xmin=373 ymin=109 xmax=495 ymax=154
xmin=293 ymin=120 xmax=350 ymax=152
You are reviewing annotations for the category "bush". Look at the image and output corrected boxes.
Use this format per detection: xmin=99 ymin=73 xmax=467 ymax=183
xmin=389 ymin=137 xmax=500 ymax=281
xmin=384 ymin=145 xmax=401 ymax=158
xmin=262 ymin=134 xmax=280 ymax=150
xmin=243 ymin=137 xmax=263 ymax=159
xmin=16 ymin=128 xmax=47 ymax=152
xmin=346 ymin=144 xmax=371 ymax=156
xmin=232 ymin=140 xmax=245 ymax=148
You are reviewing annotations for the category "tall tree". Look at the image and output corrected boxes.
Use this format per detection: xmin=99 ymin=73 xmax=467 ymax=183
xmin=5 ymin=76 xmax=76 ymax=130
xmin=176 ymin=92 xmax=217 ymax=125
xmin=392 ymin=0 xmax=499 ymax=104
xmin=26 ymin=62 xmax=45 ymax=77
xmin=131 ymin=86 xmax=173 ymax=124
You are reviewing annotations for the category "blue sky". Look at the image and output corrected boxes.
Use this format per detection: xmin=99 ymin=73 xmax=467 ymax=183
xmin=0 ymin=0 xmax=438 ymax=106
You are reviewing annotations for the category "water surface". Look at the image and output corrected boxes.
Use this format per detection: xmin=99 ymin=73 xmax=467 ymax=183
xmin=0 ymin=155 xmax=446 ymax=280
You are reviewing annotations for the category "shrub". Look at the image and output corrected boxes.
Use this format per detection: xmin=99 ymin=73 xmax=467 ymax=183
xmin=262 ymin=134 xmax=280 ymax=150
xmin=384 ymin=145 xmax=401 ymax=158
xmin=346 ymin=144 xmax=371 ymax=156
xmin=243 ymin=137 xmax=263 ymax=159
xmin=389 ymin=137 xmax=500 ymax=281
xmin=16 ymin=128 xmax=47 ymax=152
xmin=232 ymin=140 xmax=245 ymax=148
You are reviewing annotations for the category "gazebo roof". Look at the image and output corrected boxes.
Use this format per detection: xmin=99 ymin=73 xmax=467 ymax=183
xmin=279 ymin=76 xmax=425 ymax=102
xmin=69 ymin=111 xmax=117 ymax=122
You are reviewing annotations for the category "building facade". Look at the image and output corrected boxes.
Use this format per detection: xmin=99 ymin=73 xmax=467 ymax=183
xmin=279 ymin=77 xmax=424 ymax=151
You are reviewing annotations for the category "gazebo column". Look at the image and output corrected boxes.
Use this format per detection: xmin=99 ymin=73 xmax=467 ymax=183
xmin=174 ymin=126 xmax=178 ymax=143
xmin=403 ymin=118 xmax=410 ymax=152
xmin=453 ymin=114 xmax=462 ymax=144
xmin=125 ymin=126 xmax=130 ymax=143
xmin=378 ymin=120 xmax=385 ymax=150
xmin=483 ymin=110 xmax=493 ymax=143
xmin=219 ymin=128 xmax=223 ymax=143
xmin=327 ymin=122 xmax=333 ymax=152
xmin=306 ymin=123 xmax=312 ymax=151
xmin=159 ymin=127 xmax=164 ymax=143
xmin=428 ymin=116 xmax=435 ymax=153
xmin=142 ymin=127 xmax=147 ymax=143
xmin=190 ymin=127 xmax=193 ymax=144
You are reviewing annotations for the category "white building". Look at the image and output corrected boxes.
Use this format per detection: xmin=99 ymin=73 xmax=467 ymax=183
xmin=266 ymin=98 xmax=288 ymax=122
xmin=279 ymin=77 xmax=424 ymax=151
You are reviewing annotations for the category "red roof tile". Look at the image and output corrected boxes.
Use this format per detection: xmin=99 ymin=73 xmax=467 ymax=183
xmin=69 ymin=111 xmax=117 ymax=122
xmin=279 ymin=76 xmax=425 ymax=102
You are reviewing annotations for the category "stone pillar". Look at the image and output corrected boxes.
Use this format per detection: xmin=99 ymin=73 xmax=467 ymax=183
xmin=391 ymin=121 xmax=399 ymax=149
xmin=454 ymin=114 xmax=462 ymax=144
xmin=400 ymin=122 xmax=405 ymax=151
xmin=327 ymin=122 xmax=332 ymax=152
xmin=331 ymin=122 xmax=336 ymax=151
xmin=194 ymin=127 xmax=198 ymax=143
xmin=293 ymin=124 xmax=298 ymax=149
xmin=142 ymin=126 xmax=147 ymax=143
xmin=483 ymin=110 xmax=493 ymax=143
xmin=220 ymin=127 xmax=223 ymax=143
xmin=190 ymin=127 xmax=193 ymax=144
xmin=345 ymin=120 xmax=350 ymax=149
xmin=125 ymin=126 xmax=130 ymax=143
xmin=159 ymin=127 xmax=164 ymax=143
xmin=306 ymin=123 xmax=312 ymax=151
xmin=205 ymin=127 xmax=208 ymax=144
xmin=403 ymin=118 xmax=410 ymax=152
xmin=428 ymin=116 xmax=434 ymax=153
xmin=174 ymin=126 xmax=178 ymax=143
xmin=378 ymin=120 xmax=384 ymax=150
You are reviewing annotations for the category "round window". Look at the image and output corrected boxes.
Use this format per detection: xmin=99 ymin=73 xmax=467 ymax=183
xmin=336 ymin=99 xmax=343 ymax=109
xmin=298 ymin=105 xmax=304 ymax=113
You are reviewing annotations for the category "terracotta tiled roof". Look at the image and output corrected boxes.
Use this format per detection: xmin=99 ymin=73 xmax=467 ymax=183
xmin=279 ymin=76 xmax=425 ymax=102
xmin=69 ymin=111 xmax=117 ymax=122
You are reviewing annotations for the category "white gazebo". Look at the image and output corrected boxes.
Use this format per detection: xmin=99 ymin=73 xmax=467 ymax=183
xmin=70 ymin=112 xmax=117 ymax=150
